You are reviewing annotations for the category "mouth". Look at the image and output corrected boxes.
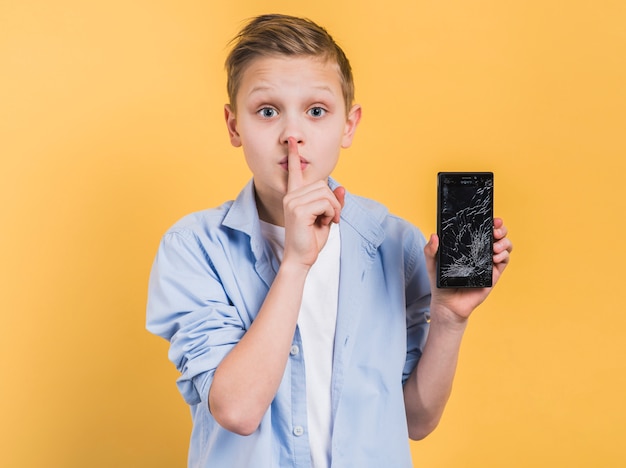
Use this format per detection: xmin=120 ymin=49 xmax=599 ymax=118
xmin=279 ymin=157 xmax=309 ymax=171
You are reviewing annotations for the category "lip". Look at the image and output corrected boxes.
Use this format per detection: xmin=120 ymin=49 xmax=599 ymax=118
xmin=279 ymin=157 xmax=309 ymax=171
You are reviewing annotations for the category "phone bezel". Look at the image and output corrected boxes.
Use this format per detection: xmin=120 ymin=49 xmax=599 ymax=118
xmin=436 ymin=171 xmax=494 ymax=288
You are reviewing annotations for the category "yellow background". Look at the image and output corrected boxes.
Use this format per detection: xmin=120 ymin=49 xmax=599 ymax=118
xmin=2 ymin=1 xmax=625 ymax=466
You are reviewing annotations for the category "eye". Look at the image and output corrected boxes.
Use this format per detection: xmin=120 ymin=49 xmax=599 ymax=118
xmin=307 ymin=107 xmax=327 ymax=118
xmin=257 ymin=107 xmax=278 ymax=118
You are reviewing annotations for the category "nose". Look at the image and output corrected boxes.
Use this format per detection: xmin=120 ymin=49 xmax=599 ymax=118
xmin=279 ymin=114 xmax=305 ymax=146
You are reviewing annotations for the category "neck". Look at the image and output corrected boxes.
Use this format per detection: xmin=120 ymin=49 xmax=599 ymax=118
xmin=255 ymin=191 xmax=284 ymax=227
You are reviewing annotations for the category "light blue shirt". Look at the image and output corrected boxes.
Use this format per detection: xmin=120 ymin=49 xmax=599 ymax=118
xmin=146 ymin=178 xmax=431 ymax=467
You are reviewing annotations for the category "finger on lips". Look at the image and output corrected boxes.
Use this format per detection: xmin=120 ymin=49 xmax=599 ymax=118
xmin=285 ymin=136 xmax=344 ymax=223
xmin=287 ymin=137 xmax=303 ymax=192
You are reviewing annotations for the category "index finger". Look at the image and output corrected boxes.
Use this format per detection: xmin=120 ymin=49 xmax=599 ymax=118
xmin=287 ymin=137 xmax=303 ymax=193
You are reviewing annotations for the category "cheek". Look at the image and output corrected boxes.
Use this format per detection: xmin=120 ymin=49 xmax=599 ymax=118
xmin=326 ymin=133 xmax=346 ymax=156
xmin=243 ymin=126 xmax=274 ymax=146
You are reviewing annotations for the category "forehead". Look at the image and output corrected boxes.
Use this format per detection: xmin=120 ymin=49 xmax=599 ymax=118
xmin=238 ymin=55 xmax=344 ymax=97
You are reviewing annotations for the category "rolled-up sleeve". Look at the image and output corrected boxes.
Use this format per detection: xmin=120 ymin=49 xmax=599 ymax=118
xmin=147 ymin=229 xmax=245 ymax=405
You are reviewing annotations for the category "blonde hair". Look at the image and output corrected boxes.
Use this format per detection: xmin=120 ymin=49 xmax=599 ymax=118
xmin=225 ymin=14 xmax=355 ymax=113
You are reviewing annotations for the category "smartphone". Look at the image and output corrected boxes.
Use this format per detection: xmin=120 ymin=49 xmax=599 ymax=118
xmin=437 ymin=172 xmax=494 ymax=288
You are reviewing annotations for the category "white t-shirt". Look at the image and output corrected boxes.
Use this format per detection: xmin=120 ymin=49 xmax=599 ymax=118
xmin=260 ymin=221 xmax=340 ymax=468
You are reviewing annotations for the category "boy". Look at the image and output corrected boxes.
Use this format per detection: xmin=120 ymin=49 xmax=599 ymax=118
xmin=147 ymin=13 xmax=512 ymax=468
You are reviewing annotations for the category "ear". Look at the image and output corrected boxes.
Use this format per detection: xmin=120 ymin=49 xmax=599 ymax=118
xmin=341 ymin=104 xmax=362 ymax=149
xmin=224 ymin=104 xmax=242 ymax=147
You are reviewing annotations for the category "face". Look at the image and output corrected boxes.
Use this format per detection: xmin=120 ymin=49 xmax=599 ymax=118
xmin=225 ymin=55 xmax=361 ymax=223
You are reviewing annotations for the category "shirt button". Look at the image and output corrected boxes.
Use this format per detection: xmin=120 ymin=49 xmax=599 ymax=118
xmin=290 ymin=345 xmax=299 ymax=356
xmin=293 ymin=425 xmax=304 ymax=436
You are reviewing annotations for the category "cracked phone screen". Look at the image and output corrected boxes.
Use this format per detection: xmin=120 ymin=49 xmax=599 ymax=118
xmin=437 ymin=173 xmax=493 ymax=288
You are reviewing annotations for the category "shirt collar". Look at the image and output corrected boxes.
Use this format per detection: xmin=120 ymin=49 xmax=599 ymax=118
xmin=329 ymin=177 xmax=387 ymax=250
xmin=222 ymin=179 xmax=259 ymax=236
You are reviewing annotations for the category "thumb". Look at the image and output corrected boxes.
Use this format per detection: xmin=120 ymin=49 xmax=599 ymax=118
xmin=332 ymin=186 xmax=346 ymax=223
xmin=424 ymin=233 xmax=439 ymax=280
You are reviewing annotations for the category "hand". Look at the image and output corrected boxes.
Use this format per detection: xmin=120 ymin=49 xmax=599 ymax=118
xmin=282 ymin=137 xmax=345 ymax=268
xmin=423 ymin=218 xmax=513 ymax=323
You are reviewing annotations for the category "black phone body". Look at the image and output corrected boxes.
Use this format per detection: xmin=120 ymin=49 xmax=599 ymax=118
xmin=437 ymin=172 xmax=494 ymax=288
